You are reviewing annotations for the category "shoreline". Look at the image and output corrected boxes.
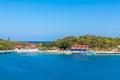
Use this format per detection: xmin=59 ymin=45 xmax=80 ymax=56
xmin=1 ymin=50 xmax=120 ymax=55
xmin=95 ymin=51 xmax=120 ymax=54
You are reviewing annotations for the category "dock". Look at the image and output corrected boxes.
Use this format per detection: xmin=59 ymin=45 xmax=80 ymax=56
xmin=0 ymin=50 xmax=15 ymax=54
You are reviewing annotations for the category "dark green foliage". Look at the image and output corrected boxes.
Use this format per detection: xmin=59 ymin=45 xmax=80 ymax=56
xmin=52 ymin=35 xmax=120 ymax=50
xmin=57 ymin=41 xmax=70 ymax=50
xmin=1 ymin=35 xmax=120 ymax=51
xmin=0 ymin=40 xmax=29 ymax=50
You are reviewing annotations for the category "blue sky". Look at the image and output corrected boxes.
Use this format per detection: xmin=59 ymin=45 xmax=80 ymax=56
xmin=0 ymin=0 xmax=120 ymax=41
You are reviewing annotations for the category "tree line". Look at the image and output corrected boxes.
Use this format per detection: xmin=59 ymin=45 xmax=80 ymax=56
xmin=0 ymin=39 xmax=29 ymax=50
xmin=1 ymin=35 xmax=120 ymax=51
xmin=50 ymin=35 xmax=120 ymax=51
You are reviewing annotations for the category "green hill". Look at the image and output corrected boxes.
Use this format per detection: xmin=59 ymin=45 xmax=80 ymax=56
xmin=51 ymin=35 xmax=120 ymax=51
xmin=0 ymin=39 xmax=29 ymax=50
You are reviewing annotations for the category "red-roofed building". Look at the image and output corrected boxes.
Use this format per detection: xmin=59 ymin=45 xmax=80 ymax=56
xmin=71 ymin=44 xmax=89 ymax=54
xmin=28 ymin=44 xmax=38 ymax=51
xmin=29 ymin=44 xmax=36 ymax=49
xmin=71 ymin=44 xmax=89 ymax=50
xmin=16 ymin=45 xmax=24 ymax=50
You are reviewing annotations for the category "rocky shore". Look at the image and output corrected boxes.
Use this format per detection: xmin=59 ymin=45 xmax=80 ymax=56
xmin=1 ymin=49 xmax=120 ymax=55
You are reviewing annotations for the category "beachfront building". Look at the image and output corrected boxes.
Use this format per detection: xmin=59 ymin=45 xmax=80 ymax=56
xmin=28 ymin=44 xmax=39 ymax=52
xmin=71 ymin=44 xmax=89 ymax=54
xmin=15 ymin=45 xmax=24 ymax=50
xmin=14 ymin=44 xmax=39 ymax=53
xmin=71 ymin=44 xmax=89 ymax=50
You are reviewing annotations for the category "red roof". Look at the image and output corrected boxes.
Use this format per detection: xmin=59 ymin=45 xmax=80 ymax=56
xmin=29 ymin=44 xmax=36 ymax=48
xmin=16 ymin=45 xmax=23 ymax=48
xmin=71 ymin=44 xmax=88 ymax=49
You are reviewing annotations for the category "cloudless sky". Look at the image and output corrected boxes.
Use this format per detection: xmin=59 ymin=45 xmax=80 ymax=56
xmin=0 ymin=0 xmax=120 ymax=41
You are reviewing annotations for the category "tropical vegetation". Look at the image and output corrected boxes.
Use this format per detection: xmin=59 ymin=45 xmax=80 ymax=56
xmin=51 ymin=35 xmax=120 ymax=51
xmin=1 ymin=35 xmax=120 ymax=51
xmin=0 ymin=39 xmax=29 ymax=50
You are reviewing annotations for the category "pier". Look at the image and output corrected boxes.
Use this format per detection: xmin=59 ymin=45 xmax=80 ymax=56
xmin=0 ymin=50 xmax=15 ymax=54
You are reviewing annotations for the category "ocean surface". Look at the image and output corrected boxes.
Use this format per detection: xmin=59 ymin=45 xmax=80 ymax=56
xmin=0 ymin=53 xmax=120 ymax=80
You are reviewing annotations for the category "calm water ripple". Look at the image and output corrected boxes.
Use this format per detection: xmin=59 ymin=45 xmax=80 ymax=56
xmin=0 ymin=53 xmax=120 ymax=80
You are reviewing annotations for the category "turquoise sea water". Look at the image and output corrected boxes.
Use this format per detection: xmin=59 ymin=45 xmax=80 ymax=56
xmin=0 ymin=53 xmax=120 ymax=80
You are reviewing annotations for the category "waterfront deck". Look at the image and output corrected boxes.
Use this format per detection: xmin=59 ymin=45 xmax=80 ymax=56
xmin=0 ymin=50 xmax=15 ymax=54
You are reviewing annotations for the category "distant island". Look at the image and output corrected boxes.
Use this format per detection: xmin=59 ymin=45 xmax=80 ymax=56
xmin=0 ymin=35 xmax=120 ymax=52
xmin=40 ymin=35 xmax=120 ymax=51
